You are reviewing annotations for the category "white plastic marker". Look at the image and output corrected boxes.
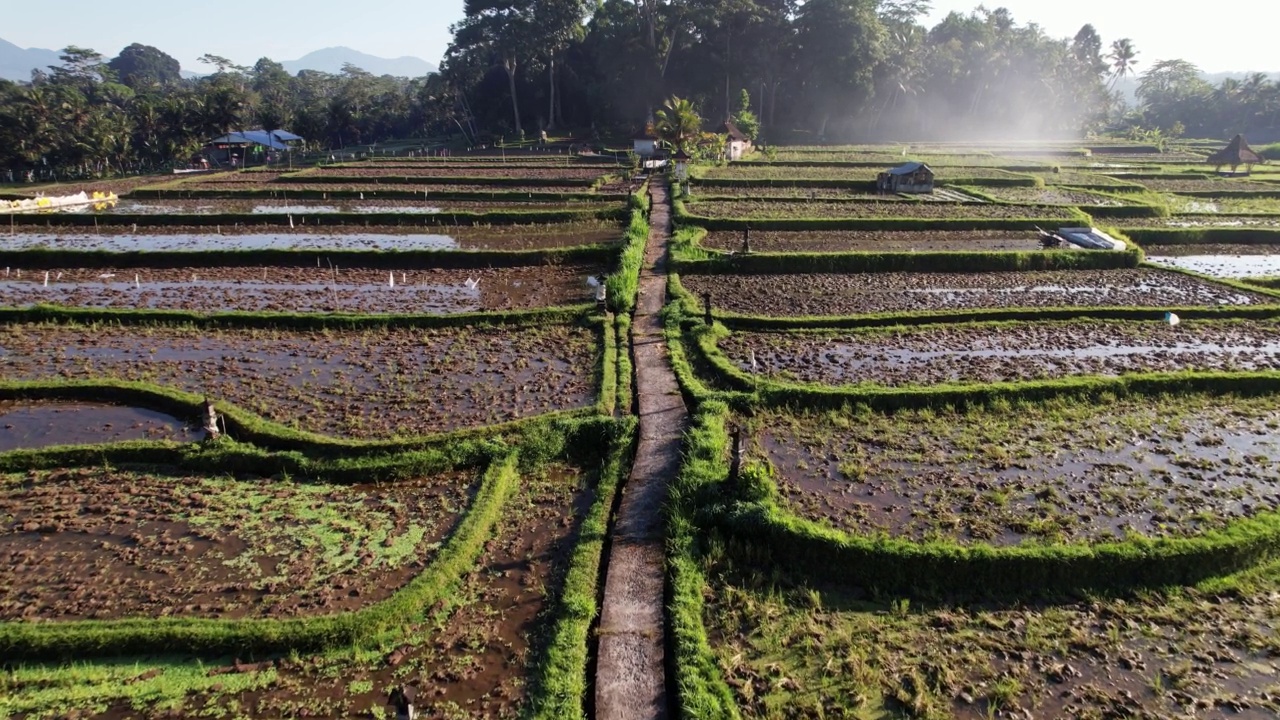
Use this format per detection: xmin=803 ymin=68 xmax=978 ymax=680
xmin=465 ymin=278 xmax=479 ymax=290
xmin=135 ymin=273 xmax=140 ymax=289
xmin=750 ymin=349 xmax=758 ymax=372
xmin=389 ymin=272 xmax=395 ymax=288
xmin=401 ymin=272 xmax=406 ymax=285
xmin=289 ymin=214 xmax=295 ymax=229
xmin=1165 ymin=311 xmax=1180 ymax=326
xmin=43 ymin=271 xmax=48 ymax=287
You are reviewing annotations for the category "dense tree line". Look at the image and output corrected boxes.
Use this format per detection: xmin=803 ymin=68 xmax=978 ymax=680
xmin=0 ymin=45 xmax=451 ymax=178
xmin=4 ymin=2 xmax=1280 ymax=178
xmin=445 ymin=0 xmax=1280 ymax=145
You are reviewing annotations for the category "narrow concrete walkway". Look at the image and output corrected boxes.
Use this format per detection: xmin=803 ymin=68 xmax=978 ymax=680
xmin=595 ymin=178 xmax=683 ymax=720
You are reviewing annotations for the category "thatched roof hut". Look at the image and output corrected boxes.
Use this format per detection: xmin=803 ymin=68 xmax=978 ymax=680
xmin=1207 ymin=134 xmax=1263 ymax=173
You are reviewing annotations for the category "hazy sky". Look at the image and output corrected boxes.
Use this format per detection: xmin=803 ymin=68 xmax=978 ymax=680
xmin=2 ymin=0 xmax=1275 ymax=74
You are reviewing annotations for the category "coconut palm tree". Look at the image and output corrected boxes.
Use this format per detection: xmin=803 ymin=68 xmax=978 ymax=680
xmin=1107 ymin=38 xmax=1139 ymax=91
xmin=653 ymin=96 xmax=702 ymax=154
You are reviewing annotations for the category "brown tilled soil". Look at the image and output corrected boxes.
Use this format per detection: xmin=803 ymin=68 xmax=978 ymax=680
xmin=91 ymin=465 xmax=592 ymax=720
xmin=719 ymin=319 xmax=1280 ymax=386
xmin=746 ymin=395 xmax=1280 ymax=545
xmin=0 ymin=323 xmax=599 ymax=439
xmin=0 ymin=264 xmax=605 ymax=314
xmin=682 ymin=268 xmax=1272 ymax=317
xmin=0 ymin=467 xmax=476 ymax=620
xmin=701 ymin=229 xmax=1044 ymax=253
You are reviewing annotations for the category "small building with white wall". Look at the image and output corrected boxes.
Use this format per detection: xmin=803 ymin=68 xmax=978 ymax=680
xmin=721 ymin=120 xmax=752 ymax=161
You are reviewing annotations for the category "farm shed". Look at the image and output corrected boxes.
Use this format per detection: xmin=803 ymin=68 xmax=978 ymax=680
xmin=632 ymin=127 xmax=660 ymax=158
xmin=721 ymin=120 xmax=753 ymax=161
xmin=1207 ymin=134 xmax=1264 ymax=175
xmin=877 ymin=162 xmax=935 ymax=193
xmin=205 ymin=130 xmax=303 ymax=165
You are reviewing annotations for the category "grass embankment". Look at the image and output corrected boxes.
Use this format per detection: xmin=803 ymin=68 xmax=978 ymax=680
xmin=604 ymin=184 xmax=650 ymax=314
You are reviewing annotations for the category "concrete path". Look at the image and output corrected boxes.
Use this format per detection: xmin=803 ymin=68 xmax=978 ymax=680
xmin=595 ymin=178 xmax=683 ymax=720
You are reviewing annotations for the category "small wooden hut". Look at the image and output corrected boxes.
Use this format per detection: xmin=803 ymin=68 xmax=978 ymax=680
xmin=877 ymin=162 xmax=935 ymax=193
xmin=1207 ymin=134 xmax=1263 ymax=175
xmin=721 ymin=120 xmax=753 ymax=161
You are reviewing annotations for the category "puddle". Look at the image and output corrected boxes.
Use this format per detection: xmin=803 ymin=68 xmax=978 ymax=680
xmin=0 ymin=401 xmax=203 ymax=451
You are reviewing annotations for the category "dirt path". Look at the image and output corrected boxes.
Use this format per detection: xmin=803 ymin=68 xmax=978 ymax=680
xmin=595 ymin=178 xmax=683 ymax=720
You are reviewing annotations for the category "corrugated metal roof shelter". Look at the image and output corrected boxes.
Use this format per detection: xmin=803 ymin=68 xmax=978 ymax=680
xmin=877 ymin=162 xmax=934 ymax=193
xmin=887 ymin=161 xmax=927 ymax=175
xmin=208 ymin=131 xmax=290 ymax=151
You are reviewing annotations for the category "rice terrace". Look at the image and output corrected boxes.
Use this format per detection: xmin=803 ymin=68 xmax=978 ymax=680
xmin=4 ymin=1 xmax=1280 ymax=719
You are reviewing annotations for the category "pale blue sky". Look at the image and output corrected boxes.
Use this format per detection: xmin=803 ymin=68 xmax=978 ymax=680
xmin=3 ymin=0 xmax=1276 ymax=74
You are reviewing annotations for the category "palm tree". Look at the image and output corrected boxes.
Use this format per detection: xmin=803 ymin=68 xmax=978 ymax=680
xmin=1107 ymin=38 xmax=1139 ymax=91
xmin=654 ymin=96 xmax=702 ymax=154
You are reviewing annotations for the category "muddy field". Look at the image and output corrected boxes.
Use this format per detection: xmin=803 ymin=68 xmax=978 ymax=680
xmin=719 ymin=319 xmax=1280 ymax=386
xmin=1146 ymin=246 xmax=1280 ymax=278
xmin=1136 ymin=178 xmax=1280 ymax=193
xmin=682 ymin=268 xmax=1270 ymax=316
xmin=1030 ymin=171 xmax=1141 ymax=188
xmin=699 ymin=165 xmax=1020 ymax=181
xmin=0 ymin=222 xmax=620 ymax=252
xmin=170 ymin=181 xmax=628 ymax=195
xmin=705 ymin=559 xmax=1280 ymax=720
xmin=85 ymin=198 xmax=605 ymax=215
xmin=0 ymin=464 xmax=590 ymax=719
xmin=0 ymin=401 xmax=202 ymax=451
xmin=0 ymin=264 xmax=605 ymax=314
xmin=1119 ymin=215 xmax=1280 ymax=228
xmin=746 ymin=393 xmax=1280 ymax=545
xmin=683 ymin=199 xmax=1078 ymax=220
xmin=960 ymin=186 xmax=1126 ymax=205
xmin=0 ymin=323 xmax=599 ymax=438
xmin=1165 ymin=196 xmax=1280 ymax=215
xmin=304 ymin=166 xmax=611 ymax=181
xmin=700 ymin=229 xmax=1047 ymax=253
xmin=0 ymin=466 xmax=476 ymax=620
xmin=695 ymin=187 xmax=903 ymax=201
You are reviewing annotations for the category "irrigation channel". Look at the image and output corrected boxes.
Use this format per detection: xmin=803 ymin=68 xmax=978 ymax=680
xmin=596 ymin=178 xmax=683 ymax=719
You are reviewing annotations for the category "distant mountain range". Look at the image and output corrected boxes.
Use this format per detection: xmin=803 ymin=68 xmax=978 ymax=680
xmin=0 ymin=38 xmax=437 ymax=82
xmin=280 ymin=47 xmax=436 ymax=78
xmin=0 ymin=37 xmax=62 ymax=81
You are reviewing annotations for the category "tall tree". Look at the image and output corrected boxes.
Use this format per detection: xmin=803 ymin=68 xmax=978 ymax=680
xmin=1107 ymin=38 xmax=1138 ymax=91
xmin=449 ymin=0 xmax=536 ymax=136
xmin=109 ymin=44 xmax=182 ymax=90
xmin=793 ymin=0 xmax=885 ymax=137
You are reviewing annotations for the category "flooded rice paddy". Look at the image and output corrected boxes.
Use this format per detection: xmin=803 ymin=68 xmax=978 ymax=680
xmin=0 ymin=323 xmax=599 ymax=438
xmin=683 ymin=269 xmax=1271 ymax=316
xmin=748 ymin=394 xmax=1280 ymax=545
xmin=719 ymin=319 xmax=1280 ymax=386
